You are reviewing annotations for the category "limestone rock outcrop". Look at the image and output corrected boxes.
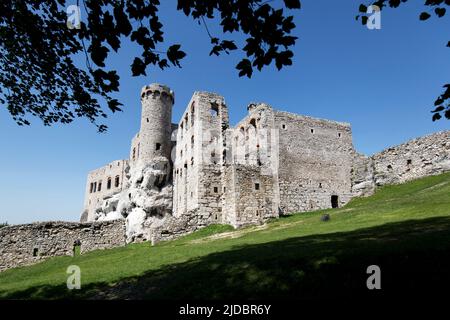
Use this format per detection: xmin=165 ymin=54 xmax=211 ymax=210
xmin=94 ymin=157 xmax=173 ymax=242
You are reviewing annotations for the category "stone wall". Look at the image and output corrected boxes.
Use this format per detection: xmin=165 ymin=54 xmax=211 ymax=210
xmin=82 ymin=160 xmax=129 ymax=222
xmin=79 ymin=84 xmax=450 ymax=250
xmin=173 ymin=91 xmax=229 ymax=223
xmin=350 ymin=131 xmax=450 ymax=196
xmin=371 ymin=131 xmax=450 ymax=186
xmin=275 ymin=110 xmax=355 ymax=213
xmin=149 ymin=211 xmax=207 ymax=243
xmin=0 ymin=220 xmax=126 ymax=272
xmin=351 ymin=152 xmax=375 ymax=197
xmin=130 ymin=132 xmax=141 ymax=163
xmin=232 ymin=166 xmax=279 ymax=227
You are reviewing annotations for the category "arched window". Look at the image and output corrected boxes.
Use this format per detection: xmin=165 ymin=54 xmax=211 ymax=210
xmin=115 ymin=176 xmax=120 ymax=188
xmin=107 ymin=177 xmax=112 ymax=190
xmin=98 ymin=181 xmax=102 ymax=192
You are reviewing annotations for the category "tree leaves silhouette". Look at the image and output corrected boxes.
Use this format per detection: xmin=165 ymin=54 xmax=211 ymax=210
xmin=0 ymin=0 xmax=300 ymax=132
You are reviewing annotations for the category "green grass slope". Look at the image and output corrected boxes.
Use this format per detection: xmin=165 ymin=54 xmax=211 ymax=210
xmin=1 ymin=172 xmax=450 ymax=299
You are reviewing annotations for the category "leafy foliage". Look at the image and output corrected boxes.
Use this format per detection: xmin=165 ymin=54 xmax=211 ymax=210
xmin=0 ymin=222 xmax=8 ymax=229
xmin=0 ymin=0 xmax=300 ymax=131
xmin=356 ymin=0 xmax=450 ymax=121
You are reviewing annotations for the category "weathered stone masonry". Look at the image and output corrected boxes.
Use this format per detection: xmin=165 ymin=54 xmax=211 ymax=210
xmin=1 ymin=83 xmax=449 ymax=272
xmin=352 ymin=131 xmax=450 ymax=196
xmin=0 ymin=220 xmax=125 ymax=272
xmin=80 ymin=83 xmax=449 ymax=242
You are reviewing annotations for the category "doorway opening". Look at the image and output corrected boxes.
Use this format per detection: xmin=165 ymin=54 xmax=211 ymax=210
xmin=331 ymin=195 xmax=339 ymax=209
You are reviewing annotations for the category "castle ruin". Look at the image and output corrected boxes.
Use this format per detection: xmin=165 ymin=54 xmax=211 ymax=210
xmin=81 ymin=83 xmax=450 ymax=242
xmin=1 ymin=83 xmax=449 ymax=271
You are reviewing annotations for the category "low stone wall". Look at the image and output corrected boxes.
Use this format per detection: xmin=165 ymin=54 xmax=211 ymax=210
xmin=351 ymin=131 xmax=450 ymax=196
xmin=351 ymin=152 xmax=375 ymax=197
xmin=151 ymin=211 xmax=204 ymax=243
xmin=372 ymin=131 xmax=450 ymax=186
xmin=0 ymin=219 xmax=126 ymax=272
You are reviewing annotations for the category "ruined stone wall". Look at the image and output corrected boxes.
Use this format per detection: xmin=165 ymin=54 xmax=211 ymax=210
xmin=150 ymin=211 xmax=208 ymax=243
xmin=130 ymin=133 xmax=141 ymax=163
xmin=83 ymin=160 xmax=129 ymax=222
xmin=0 ymin=220 xmax=126 ymax=272
xmin=350 ymin=131 xmax=450 ymax=197
xmin=232 ymin=166 xmax=279 ymax=227
xmin=223 ymin=103 xmax=280 ymax=226
xmin=275 ymin=111 xmax=354 ymax=214
xmin=173 ymin=95 xmax=198 ymax=217
xmin=79 ymin=83 xmax=450 ymax=247
xmin=351 ymin=152 xmax=375 ymax=197
xmin=173 ymin=91 xmax=229 ymax=225
xmin=196 ymin=93 xmax=229 ymax=223
xmin=372 ymin=131 xmax=450 ymax=186
xmin=221 ymin=165 xmax=237 ymax=225
xmin=232 ymin=103 xmax=277 ymax=168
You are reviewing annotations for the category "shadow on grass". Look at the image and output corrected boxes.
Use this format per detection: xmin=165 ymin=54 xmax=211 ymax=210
xmin=3 ymin=216 xmax=450 ymax=300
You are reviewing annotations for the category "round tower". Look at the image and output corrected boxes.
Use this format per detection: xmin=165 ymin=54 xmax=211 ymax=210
xmin=139 ymin=83 xmax=174 ymax=162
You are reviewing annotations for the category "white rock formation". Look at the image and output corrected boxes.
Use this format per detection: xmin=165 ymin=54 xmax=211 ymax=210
xmin=95 ymin=157 xmax=173 ymax=242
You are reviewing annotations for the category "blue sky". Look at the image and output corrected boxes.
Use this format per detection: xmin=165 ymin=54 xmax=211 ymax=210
xmin=0 ymin=0 xmax=448 ymax=224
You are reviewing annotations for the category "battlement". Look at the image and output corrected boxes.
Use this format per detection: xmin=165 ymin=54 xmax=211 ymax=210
xmin=141 ymin=83 xmax=175 ymax=104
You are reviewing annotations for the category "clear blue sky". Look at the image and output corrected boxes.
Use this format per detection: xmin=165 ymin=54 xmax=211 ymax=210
xmin=0 ymin=1 xmax=448 ymax=224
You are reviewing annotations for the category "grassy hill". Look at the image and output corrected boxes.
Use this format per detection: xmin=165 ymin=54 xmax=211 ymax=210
xmin=1 ymin=172 xmax=450 ymax=299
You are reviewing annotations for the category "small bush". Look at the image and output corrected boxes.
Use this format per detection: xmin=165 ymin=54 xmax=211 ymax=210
xmin=0 ymin=222 xmax=8 ymax=229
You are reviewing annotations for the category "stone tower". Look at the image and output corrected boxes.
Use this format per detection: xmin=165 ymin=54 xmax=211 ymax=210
xmin=139 ymin=83 xmax=174 ymax=163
